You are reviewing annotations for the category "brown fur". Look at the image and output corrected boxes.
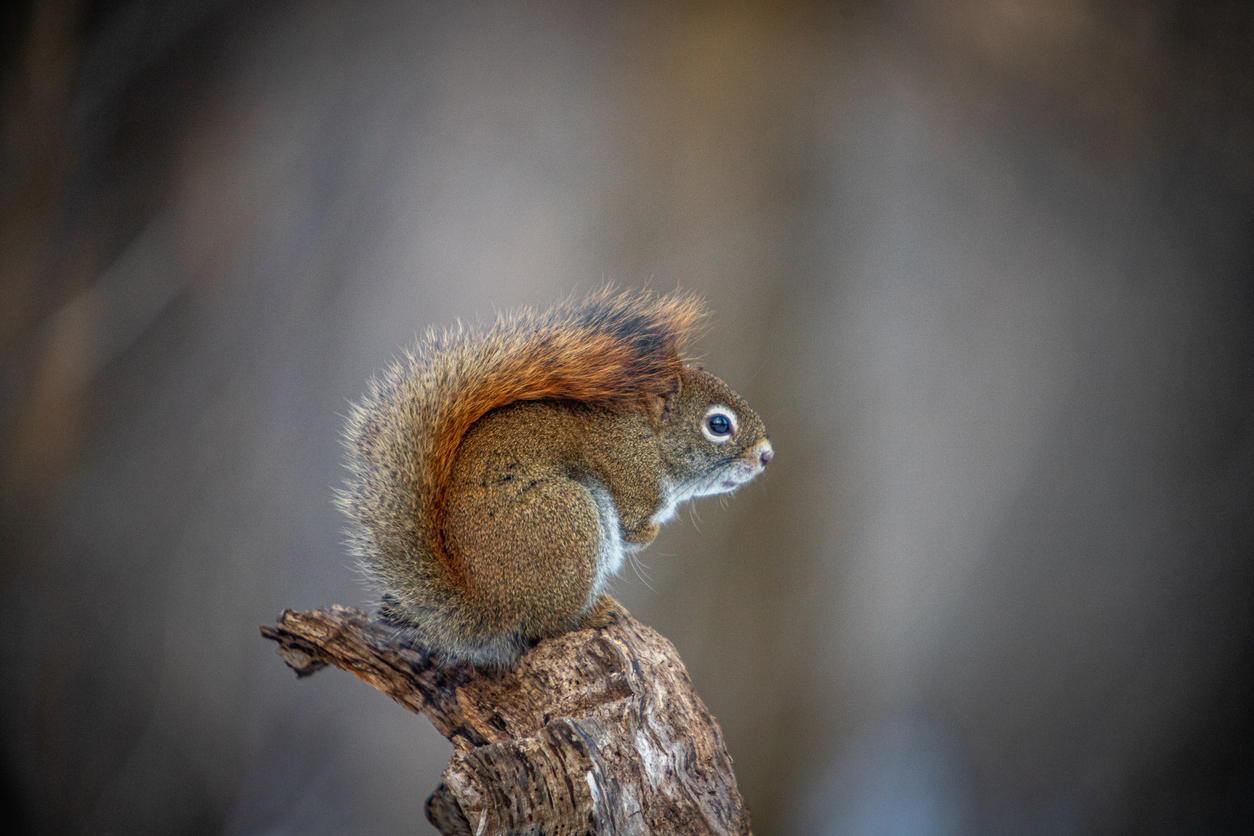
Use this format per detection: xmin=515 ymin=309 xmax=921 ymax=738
xmin=422 ymin=289 xmax=707 ymax=577
xmin=336 ymin=288 xmax=710 ymax=660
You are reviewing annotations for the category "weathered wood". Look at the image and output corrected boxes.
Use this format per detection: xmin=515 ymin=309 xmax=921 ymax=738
xmin=261 ymin=606 xmax=752 ymax=835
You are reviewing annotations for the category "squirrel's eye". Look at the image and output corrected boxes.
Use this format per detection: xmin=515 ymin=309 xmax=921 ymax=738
xmin=702 ymin=406 xmax=737 ymax=443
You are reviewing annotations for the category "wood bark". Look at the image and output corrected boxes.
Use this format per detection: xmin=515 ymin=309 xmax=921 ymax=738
xmin=260 ymin=606 xmax=752 ymax=835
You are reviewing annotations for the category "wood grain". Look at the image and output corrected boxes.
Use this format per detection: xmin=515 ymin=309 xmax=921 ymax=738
xmin=261 ymin=606 xmax=751 ymax=835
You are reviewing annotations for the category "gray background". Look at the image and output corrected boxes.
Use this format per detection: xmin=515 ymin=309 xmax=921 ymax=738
xmin=2 ymin=1 xmax=1252 ymax=834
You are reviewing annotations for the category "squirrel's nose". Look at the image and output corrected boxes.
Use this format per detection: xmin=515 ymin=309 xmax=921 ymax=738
xmin=758 ymin=441 xmax=774 ymax=467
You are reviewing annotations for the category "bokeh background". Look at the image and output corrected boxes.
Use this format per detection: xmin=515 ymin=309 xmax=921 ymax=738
xmin=3 ymin=1 xmax=1252 ymax=833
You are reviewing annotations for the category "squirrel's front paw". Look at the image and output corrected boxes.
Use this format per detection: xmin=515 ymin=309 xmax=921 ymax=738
xmin=581 ymin=594 xmax=630 ymax=629
xmin=623 ymin=522 xmax=660 ymax=546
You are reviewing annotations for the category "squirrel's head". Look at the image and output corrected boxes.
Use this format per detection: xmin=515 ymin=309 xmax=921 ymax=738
xmin=648 ymin=365 xmax=773 ymax=500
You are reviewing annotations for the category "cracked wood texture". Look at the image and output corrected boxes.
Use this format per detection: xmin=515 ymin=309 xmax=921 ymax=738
xmin=260 ymin=606 xmax=752 ymax=835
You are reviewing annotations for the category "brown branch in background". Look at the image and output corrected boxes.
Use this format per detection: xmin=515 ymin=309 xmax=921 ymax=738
xmin=261 ymin=606 xmax=752 ymax=835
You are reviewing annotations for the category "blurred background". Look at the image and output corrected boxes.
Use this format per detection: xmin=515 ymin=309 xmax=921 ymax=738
xmin=2 ymin=1 xmax=1252 ymax=833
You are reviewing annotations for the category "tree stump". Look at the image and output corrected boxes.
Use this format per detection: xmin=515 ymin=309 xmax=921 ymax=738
xmin=260 ymin=606 xmax=752 ymax=835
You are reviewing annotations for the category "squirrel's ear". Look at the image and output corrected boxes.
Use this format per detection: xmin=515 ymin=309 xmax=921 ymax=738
xmin=643 ymin=373 xmax=682 ymax=428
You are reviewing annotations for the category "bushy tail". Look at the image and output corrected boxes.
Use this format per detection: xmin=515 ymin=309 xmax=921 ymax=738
xmin=336 ymin=287 xmax=707 ymax=611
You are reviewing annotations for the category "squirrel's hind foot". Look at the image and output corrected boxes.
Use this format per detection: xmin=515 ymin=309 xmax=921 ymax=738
xmin=580 ymin=594 xmax=630 ymax=630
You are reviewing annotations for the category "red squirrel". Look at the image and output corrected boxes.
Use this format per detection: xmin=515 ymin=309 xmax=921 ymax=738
xmin=338 ymin=288 xmax=773 ymax=666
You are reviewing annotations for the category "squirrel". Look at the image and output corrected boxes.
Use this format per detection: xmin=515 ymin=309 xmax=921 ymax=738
xmin=336 ymin=288 xmax=773 ymax=667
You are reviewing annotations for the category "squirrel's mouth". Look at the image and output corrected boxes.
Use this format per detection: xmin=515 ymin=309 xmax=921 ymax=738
xmin=717 ymin=460 xmax=766 ymax=491
xmin=684 ymin=449 xmax=771 ymax=500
